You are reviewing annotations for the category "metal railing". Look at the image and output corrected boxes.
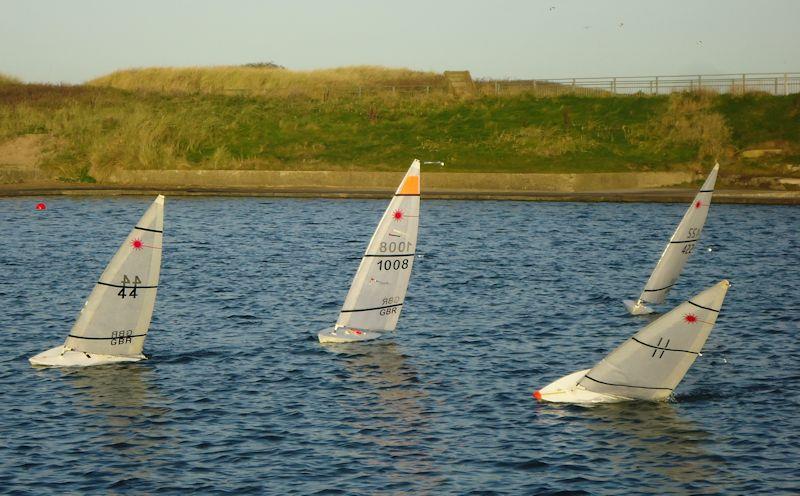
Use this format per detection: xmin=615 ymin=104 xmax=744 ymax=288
xmin=220 ymin=72 xmax=800 ymax=99
xmin=485 ymin=72 xmax=800 ymax=96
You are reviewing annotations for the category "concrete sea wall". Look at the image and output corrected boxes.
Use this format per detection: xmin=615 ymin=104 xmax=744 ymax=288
xmin=98 ymin=169 xmax=696 ymax=193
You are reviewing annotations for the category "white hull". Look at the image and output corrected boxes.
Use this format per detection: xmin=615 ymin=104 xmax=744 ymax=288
xmin=533 ymin=369 xmax=631 ymax=404
xmin=29 ymin=345 xmax=145 ymax=367
xmin=623 ymin=299 xmax=654 ymax=315
xmin=318 ymin=327 xmax=383 ymax=344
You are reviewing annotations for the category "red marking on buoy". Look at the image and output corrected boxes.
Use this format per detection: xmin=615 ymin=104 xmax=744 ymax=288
xmin=684 ymin=314 xmax=698 ymax=324
xmin=131 ymin=239 xmax=144 ymax=250
xmin=533 ymin=390 xmax=542 ymax=401
xmin=35 ymin=202 xmax=47 ymax=211
xmin=694 ymin=200 xmax=703 ymax=209
xmin=393 ymin=209 xmax=404 ymax=221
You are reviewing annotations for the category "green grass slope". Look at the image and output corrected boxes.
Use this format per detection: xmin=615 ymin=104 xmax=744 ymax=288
xmin=0 ymin=81 xmax=798 ymax=183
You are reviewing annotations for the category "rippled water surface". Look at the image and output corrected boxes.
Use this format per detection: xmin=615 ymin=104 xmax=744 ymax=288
xmin=1 ymin=197 xmax=798 ymax=494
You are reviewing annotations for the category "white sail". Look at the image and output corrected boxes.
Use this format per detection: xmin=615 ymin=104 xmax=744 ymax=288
xmin=63 ymin=195 xmax=164 ymax=358
xmin=580 ymin=280 xmax=729 ymax=400
xmin=637 ymin=163 xmax=719 ymax=305
xmin=335 ymin=160 xmax=420 ymax=332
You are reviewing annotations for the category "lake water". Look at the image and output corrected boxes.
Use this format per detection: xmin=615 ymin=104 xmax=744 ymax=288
xmin=1 ymin=196 xmax=798 ymax=494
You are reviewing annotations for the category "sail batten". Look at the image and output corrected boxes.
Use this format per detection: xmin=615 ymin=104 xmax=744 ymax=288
xmin=636 ymin=164 xmax=719 ymax=306
xmin=335 ymin=160 xmax=420 ymax=332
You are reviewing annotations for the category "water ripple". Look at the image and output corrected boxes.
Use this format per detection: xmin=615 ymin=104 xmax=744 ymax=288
xmin=1 ymin=198 xmax=798 ymax=494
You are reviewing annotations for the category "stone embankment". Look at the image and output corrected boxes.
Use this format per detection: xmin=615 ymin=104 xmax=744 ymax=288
xmin=97 ymin=168 xmax=695 ymax=194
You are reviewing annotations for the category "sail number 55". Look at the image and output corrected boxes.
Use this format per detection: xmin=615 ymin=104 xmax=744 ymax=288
xmin=377 ymin=259 xmax=410 ymax=271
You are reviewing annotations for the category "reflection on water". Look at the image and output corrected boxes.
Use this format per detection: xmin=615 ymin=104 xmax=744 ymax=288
xmin=326 ymin=341 xmax=447 ymax=493
xmin=59 ymin=364 xmax=173 ymax=484
xmin=542 ymin=402 xmax=729 ymax=491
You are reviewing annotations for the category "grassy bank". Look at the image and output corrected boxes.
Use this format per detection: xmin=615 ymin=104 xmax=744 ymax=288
xmin=0 ymin=73 xmax=21 ymax=85
xmin=89 ymin=65 xmax=446 ymax=97
xmin=0 ymin=71 xmax=798 ymax=185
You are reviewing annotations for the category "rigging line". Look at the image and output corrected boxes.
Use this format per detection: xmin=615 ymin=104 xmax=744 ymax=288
xmin=643 ymin=283 xmax=675 ymax=292
xmin=97 ymin=281 xmax=158 ymax=289
xmin=340 ymin=302 xmax=403 ymax=313
xmin=582 ymin=375 xmax=673 ymax=391
xmin=632 ymin=337 xmax=698 ymax=355
xmin=68 ymin=333 xmax=146 ymax=340
xmin=688 ymin=301 xmax=720 ymax=313
xmin=364 ymin=253 xmax=415 ymax=258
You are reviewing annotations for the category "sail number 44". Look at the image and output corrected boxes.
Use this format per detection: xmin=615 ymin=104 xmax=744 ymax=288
xmin=118 ymin=274 xmax=142 ymax=299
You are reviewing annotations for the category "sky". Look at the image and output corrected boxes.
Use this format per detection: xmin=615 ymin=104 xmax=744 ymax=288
xmin=1 ymin=0 xmax=798 ymax=84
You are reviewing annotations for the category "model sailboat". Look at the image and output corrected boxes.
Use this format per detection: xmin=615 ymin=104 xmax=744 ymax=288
xmin=535 ymin=280 xmax=729 ymax=403
xmin=624 ymin=163 xmax=719 ymax=315
xmin=318 ymin=160 xmax=420 ymax=344
xmin=30 ymin=195 xmax=165 ymax=367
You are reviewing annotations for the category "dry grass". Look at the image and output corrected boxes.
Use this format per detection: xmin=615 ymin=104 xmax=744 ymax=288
xmin=0 ymin=73 xmax=21 ymax=85
xmin=631 ymin=91 xmax=733 ymax=160
xmin=495 ymin=125 xmax=598 ymax=156
xmin=88 ymin=65 xmax=447 ymax=98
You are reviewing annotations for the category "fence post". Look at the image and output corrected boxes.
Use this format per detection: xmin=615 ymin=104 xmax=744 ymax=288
xmin=775 ymin=77 xmax=778 ymax=95
xmin=785 ymin=73 xmax=789 ymax=96
xmin=392 ymin=86 xmax=396 ymax=95
xmin=358 ymin=86 xmax=362 ymax=98
xmin=612 ymin=77 xmax=616 ymax=94
xmin=698 ymin=74 xmax=702 ymax=91
xmin=649 ymin=80 xmax=653 ymax=95
xmin=742 ymin=73 xmax=746 ymax=93
xmin=426 ymin=85 xmax=430 ymax=94
xmin=655 ymin=76 xmax=659 ymax=94
xmin=495 ymin=81 xmax=499 ymax=95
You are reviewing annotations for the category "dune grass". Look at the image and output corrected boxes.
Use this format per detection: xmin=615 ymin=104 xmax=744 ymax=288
xmin=0 ymin=80 xmax=798 ymax=182
xmin=0 ymin=72 xmax=21 ymax=85
xmin=89 ymin=65 xmax=447 ymax=98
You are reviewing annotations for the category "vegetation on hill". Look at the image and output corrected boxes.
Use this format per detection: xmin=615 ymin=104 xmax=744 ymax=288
xmin=0 ymin=75 xmax=798 ymax=185
xmin=0 ymin=72 xmax=21 ymax=85
xmin=89 ymin=65 xmax=446 ymax=98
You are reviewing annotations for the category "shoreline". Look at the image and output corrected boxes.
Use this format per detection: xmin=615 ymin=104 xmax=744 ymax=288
xmin=1 ymin=182 xmax=798 ymax=204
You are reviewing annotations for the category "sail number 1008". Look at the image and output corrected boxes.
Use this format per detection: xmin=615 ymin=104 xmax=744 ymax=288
xmin=379 ymin=241 xmax=412 ymax=253
xmin=377 ymin=259 xmax=410 ymax=271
